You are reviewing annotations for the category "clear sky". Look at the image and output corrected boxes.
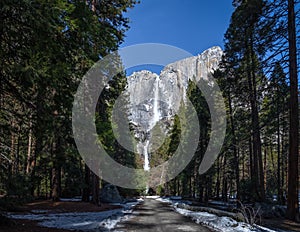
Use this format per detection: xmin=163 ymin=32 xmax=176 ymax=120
xmin=121 ymin=0 xmax=234 ymax=74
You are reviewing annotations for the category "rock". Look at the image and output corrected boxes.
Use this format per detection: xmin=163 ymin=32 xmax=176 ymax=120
xmin=100 ymin=184 xmax=123 ymax=203
xmin=126 ymin=47 xmax=223 ymax=166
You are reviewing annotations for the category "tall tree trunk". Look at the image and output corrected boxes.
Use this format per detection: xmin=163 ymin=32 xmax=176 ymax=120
xmin=251 ymin=47 xmax=265 ymax=201
xmin=26 ymin=117 xmax=33 ymax=174
xmin=51 ymin=165 xmax=61 ymax=201
xmin=82 ymin=164 xmax=90 ymax=202
xmin=228 ymin=89 xmax=240 ymax=201
xmin=249 ymin=137 xmax=254 ymax=182
xmin=216 ymin=156 xmax=221 ymax=199
xmin=51 ymin=138 xmax=62 ymax=202
xmin=177 ymin=177 xmax=180 ymax=195
xmin=10 ymin=118 xmax=16 ymax=174
xmin=193 ymin=155 xmax=200 ymax=198
xmin=31 ymin=90 xmax=43 ymax=197
xmin=222 ymin=155 xmax=228 ymax=202
xmin=264 ymin=145 xmax=267 ymax=191
xmin=91 ymin=172 xmax=100 ymax=205
xmin=15 ymin=132 xmax=20 ymax=174
xmin=245 ymin=44 xmax=260 ymax=199
xmin=199 ymin=180 xmax=204 ymax=202
xmin=242 ymin=149 xmax=245 ymax=180
xmin=29 ymin=139 xmax=37 ymax=196
xmin=245 ymin=34 xmax=265 ymax=201
xmin=281 ymin=131 xmax=286 ymax=202
xmin=189 ymin=173 xmax=193 ymax=198
xmin=287 ymin=0 xmax=299 ymax=221
xmin=277 ymin=102 xmax=283 ymax=204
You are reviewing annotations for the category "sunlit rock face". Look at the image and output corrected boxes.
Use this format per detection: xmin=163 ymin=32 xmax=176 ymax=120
xmin=164 ymin=46 xmax=223 ymax=83
xmin=125 ymin=46 xmax=223 ymax=171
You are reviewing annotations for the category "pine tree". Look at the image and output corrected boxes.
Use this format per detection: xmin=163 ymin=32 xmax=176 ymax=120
xmin=0 ymin=0 xmax=138 ymax=201
xmin=286 ymin=0 xmax=299 ymax=220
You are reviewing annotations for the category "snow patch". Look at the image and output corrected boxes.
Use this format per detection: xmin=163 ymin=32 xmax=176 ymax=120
xmin=8 ymin=200 xmax=143 ymax=231
xmin=174 ymin=205 xmax=289 ymax=232
xmin=156 ymin=196 xmax=192 ymax=205
xmin=145 ymin=196 xmax=160 ymax=199
xmin=156 ymin=197 xmax=289 ymax=232
xmin=30 ymin=209 xmax=50 ymax=214
xmin=59 ymin=197 xmax=82 ymax=202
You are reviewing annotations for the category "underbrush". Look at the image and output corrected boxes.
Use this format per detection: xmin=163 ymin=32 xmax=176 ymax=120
xmin=0 ymin=195 xmax=33 ymax=211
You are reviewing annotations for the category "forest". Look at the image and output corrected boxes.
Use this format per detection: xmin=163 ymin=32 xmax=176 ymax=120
xmin=1 ymin=0 xmax=300 ymax=228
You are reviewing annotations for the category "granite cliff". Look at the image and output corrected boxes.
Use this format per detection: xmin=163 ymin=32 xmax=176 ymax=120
xmin=125 ymin=46 xmax=223 ymax=171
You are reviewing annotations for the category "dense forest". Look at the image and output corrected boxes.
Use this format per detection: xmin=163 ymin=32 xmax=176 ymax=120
xmin=0 ymin=0 xmax=139 ymax=204
xmin=160 ymin=0 xmax=300 ymax=220
xmin=1 ymin=0 xmax=300 ymax=224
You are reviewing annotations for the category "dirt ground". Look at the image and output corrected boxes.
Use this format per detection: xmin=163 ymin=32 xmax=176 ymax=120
xmin=0 ymin=200 xmax=122 ymax=232
xmin=17 ymin=199 xmax=122 ymax=213
xmin=261 ymin=218 xmax=300 ymax=231
xmin=0 ymin=219 xmax=72 ymax=232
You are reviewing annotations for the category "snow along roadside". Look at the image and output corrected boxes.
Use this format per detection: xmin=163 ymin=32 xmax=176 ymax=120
xmin=156 ymin=197 xmax=290 ymax=232
xmin=7 ymin=198 xmax=143 ymax=231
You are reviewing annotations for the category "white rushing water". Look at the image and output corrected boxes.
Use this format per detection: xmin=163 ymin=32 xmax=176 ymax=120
xmin=143 ymin=140 xmax=150 ymax=171
xmin=144 ymin=76 xmax=160 ymax=174
xmin=144 ymin=76 xmax=161 ymax=193
xmin=144 ymin=140 xmax=150 ymax=194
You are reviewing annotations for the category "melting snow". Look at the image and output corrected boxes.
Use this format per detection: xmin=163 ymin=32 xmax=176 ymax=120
xmin=59 ymin=197 xmax=82 ymax=202
xmin=156 ymin=197 xmax=290 ymax=232
xmin=8 ymin=199 xmax=143 ymax=231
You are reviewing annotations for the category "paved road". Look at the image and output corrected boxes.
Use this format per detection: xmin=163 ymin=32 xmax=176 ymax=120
xmin=115 ymin=199 xmax=212 ymax=232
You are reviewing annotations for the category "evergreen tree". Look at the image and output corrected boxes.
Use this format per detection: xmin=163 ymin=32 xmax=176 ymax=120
xmin=0 ymin=0 xmax=138 ymax=201
xmin=286 ymin=0 xmax=299 ymax=220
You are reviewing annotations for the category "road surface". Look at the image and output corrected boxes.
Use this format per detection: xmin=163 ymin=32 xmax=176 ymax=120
xmin=115 ymin=198 xmax=212 ymax=232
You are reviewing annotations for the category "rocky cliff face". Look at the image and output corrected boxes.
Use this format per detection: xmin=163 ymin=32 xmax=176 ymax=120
xmin=126 ymin=46 xmax=223 ymax=171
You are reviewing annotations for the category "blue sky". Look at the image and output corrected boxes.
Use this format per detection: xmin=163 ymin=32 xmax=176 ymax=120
xmin=121 ymin=0 xmax=234 ymax=73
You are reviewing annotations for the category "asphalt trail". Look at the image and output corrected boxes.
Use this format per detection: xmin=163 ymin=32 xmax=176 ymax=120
xmin=115 ymin=199 xmax=212 ymax=232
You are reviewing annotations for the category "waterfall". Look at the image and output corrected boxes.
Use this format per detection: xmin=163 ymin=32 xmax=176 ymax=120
xmin=143 ymin=77 xmax=160 ymax=171
xmin=125 ymin=47 xmax=223 ymax=192
xmin=144 ymin=140 xmax=150 ymax=194
xmin=143 ymin=76 xmax=160 ymax=194
xmin=143 ymin=140 xmax=150 ymax=171
xmin=144 ymin=76 xmax=160 ymax=174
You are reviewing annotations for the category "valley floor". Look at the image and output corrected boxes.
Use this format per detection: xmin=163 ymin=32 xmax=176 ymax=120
xmin=2 ymin=197 xmax=300 ymax=232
